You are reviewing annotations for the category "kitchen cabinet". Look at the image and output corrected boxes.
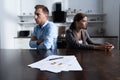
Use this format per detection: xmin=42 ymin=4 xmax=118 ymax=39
xmin=14 ymin=38 xmax=31 ymax=49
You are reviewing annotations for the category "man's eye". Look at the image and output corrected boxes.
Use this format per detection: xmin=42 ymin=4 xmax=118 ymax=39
xmin=35 ymin=13 xmax=40 ymax=16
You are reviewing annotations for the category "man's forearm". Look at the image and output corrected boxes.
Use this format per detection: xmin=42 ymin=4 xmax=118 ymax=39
xmin=37 ymin=39 xmax=44 ymax=45
xmin=31 ymin=36 xmax=43 ymax=45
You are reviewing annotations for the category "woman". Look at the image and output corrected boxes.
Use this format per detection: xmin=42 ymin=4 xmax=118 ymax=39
xmin=66 ymin=13 xmax=114 ymax=51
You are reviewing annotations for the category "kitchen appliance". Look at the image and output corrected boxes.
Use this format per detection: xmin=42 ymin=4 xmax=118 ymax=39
xmin=52 ymin=2 xmax=66 ymax=23
xmin=52 ymin=11 xmax=66 ymax=23
xmin=18 ymin=30 xmax=30 ymax=37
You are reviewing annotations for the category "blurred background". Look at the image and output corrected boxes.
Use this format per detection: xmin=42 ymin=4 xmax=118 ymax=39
xmin=0 ymin=0 xmax=119 ymax=49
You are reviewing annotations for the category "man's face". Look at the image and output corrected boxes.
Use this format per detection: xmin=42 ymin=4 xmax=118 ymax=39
xmin=34 ymin=8 xmax=47 ymax=25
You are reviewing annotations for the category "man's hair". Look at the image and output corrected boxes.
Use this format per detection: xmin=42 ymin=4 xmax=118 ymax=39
xmin=35 ymin=5 xmax=49 ymax=15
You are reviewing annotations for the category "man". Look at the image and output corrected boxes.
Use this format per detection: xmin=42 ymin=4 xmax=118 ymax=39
xmin=29 ymin=5 xmax=58 ymax=49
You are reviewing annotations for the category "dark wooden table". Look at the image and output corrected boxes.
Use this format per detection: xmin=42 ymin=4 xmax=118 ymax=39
xmin=0 ymin=49 xmax=120 ymax=80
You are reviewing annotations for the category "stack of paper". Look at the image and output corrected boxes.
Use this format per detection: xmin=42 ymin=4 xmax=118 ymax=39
xmin=28 ymin=55 xmax=82 ymax=73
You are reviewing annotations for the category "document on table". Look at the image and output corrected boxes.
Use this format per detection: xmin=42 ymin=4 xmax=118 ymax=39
xmin=28 ymin=55 xmax=82 ymax=73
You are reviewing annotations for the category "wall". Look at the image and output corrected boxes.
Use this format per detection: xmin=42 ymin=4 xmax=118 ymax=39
xmin=103 ymin=0 xmax=119 ymax=36
xmin=0 ymin=0 xmax=3 ymax=48
xmin=20 ymin=0 xmax=68 ymax=16
xmin=68 ymin=0 xmax=103 ymax=13
xmin=103 ymin=0 xmax=120 ymax=49
xmin=0 ymin=0 xmax=18 ymax=49
xmin=20 ymin=0 xmax=103 ymax=15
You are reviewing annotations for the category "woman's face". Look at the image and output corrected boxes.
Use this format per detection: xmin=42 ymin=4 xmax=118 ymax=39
xmin=77 ymin=16 xmax=88 ymax=29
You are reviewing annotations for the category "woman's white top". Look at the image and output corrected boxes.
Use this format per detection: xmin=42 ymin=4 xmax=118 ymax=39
xmin=78 ymin=40 xmax=83 ymax=44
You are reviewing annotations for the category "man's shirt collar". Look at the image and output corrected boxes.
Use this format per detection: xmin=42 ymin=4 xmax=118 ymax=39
xmin=39 ymin=20 xmax=49 ymax=29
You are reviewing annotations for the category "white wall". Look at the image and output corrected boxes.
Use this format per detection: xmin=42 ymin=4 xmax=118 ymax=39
xmin=20 ymin=0 xmax=68 ymax=16
xmin=0 ymin=0 xmax=18 ymax=49
xmin=103 ymin=0 xmax=119 ymax=36
xmin=103 ymin=0 xmax=120 ymax=49
xmin=20 ymin=0 xmax=103 ymax=15
xmin=68 ymin=0 xmax=103 ymax=13
xmin=0 ymin=0 xmax=3 ymax=48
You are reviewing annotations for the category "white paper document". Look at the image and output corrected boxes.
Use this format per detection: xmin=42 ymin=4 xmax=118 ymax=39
xmin=28 ymin=55 xmax=82 ymax=73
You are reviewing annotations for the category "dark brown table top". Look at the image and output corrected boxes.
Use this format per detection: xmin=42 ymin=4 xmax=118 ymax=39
xmin=0 ymin=49 xmax=120 ymax=80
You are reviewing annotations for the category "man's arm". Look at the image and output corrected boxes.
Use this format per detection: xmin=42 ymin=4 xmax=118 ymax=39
xmin=31 ymin=36 xmax=43 ymax=45
xmin=37 ymin=26 xmax=58 ymax=49
xmin=85 ymin=30 xmax=100 ymax=45
xmin=29 ymin=36 xmax=43 ymax=48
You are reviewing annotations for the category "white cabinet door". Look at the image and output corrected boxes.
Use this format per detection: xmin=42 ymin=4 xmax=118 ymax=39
xmin=14 ymin=38 xmax=31 ymax=49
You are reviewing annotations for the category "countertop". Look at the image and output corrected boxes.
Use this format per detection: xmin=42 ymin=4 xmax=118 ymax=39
xmin=14 ymin=36 xmax=118 ymax=38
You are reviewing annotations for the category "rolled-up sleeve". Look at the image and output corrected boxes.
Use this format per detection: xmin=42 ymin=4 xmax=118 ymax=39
xmin=29 ymin=27 xmax=38 ymax=48
xmin=29 ymin=40 xmax=37 ymax=48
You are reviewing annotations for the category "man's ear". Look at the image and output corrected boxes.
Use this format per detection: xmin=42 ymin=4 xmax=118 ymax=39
xmin=45 ymin=13 xmax=48 ymax=18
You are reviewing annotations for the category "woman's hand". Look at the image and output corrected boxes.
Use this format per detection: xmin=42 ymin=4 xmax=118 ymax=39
xmin=104 ymin=42 xmax=114 ymax=51
xmin=94 ymin=42 xmax=114 ymax=51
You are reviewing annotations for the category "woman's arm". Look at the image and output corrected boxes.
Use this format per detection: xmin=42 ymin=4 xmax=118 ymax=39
xmin=84 ymin=30 xmax=100 ymax=45
xmin=66 ymin=29 xmax=94 ymax=50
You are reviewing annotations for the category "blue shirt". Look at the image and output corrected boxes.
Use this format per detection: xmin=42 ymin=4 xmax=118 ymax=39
xmin=29 ymin=21 xmax=58 ymax=49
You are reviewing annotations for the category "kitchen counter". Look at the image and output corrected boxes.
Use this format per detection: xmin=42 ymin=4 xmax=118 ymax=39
xmin=90 ymin=36 xmax=118 ymax=38
xmin=57 ymin=36 xmax=118 ymax=42
xmin=14 ymin=36 xmax=118 ymax=38
xmin=14 ymin=36 xmax=31 ymax=38
xmin=57 ymin=36 xmax=118 ymax=49
xmin=14 ymin=36 xmax=118 ymax=49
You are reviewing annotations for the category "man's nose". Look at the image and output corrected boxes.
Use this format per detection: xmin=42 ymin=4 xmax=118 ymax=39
xmin=34 ymin=15 xmax=37 ymax=19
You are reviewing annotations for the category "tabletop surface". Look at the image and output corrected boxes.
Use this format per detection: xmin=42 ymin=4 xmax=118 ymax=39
xmin=0 ymin=49 xmax=120 ymax=80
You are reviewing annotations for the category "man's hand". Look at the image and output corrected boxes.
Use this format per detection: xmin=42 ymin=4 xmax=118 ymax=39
xmin=31 ymin=36 xmax=43 ymax=45
xmin=36 ymin=40 xmax=43 ymax=45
